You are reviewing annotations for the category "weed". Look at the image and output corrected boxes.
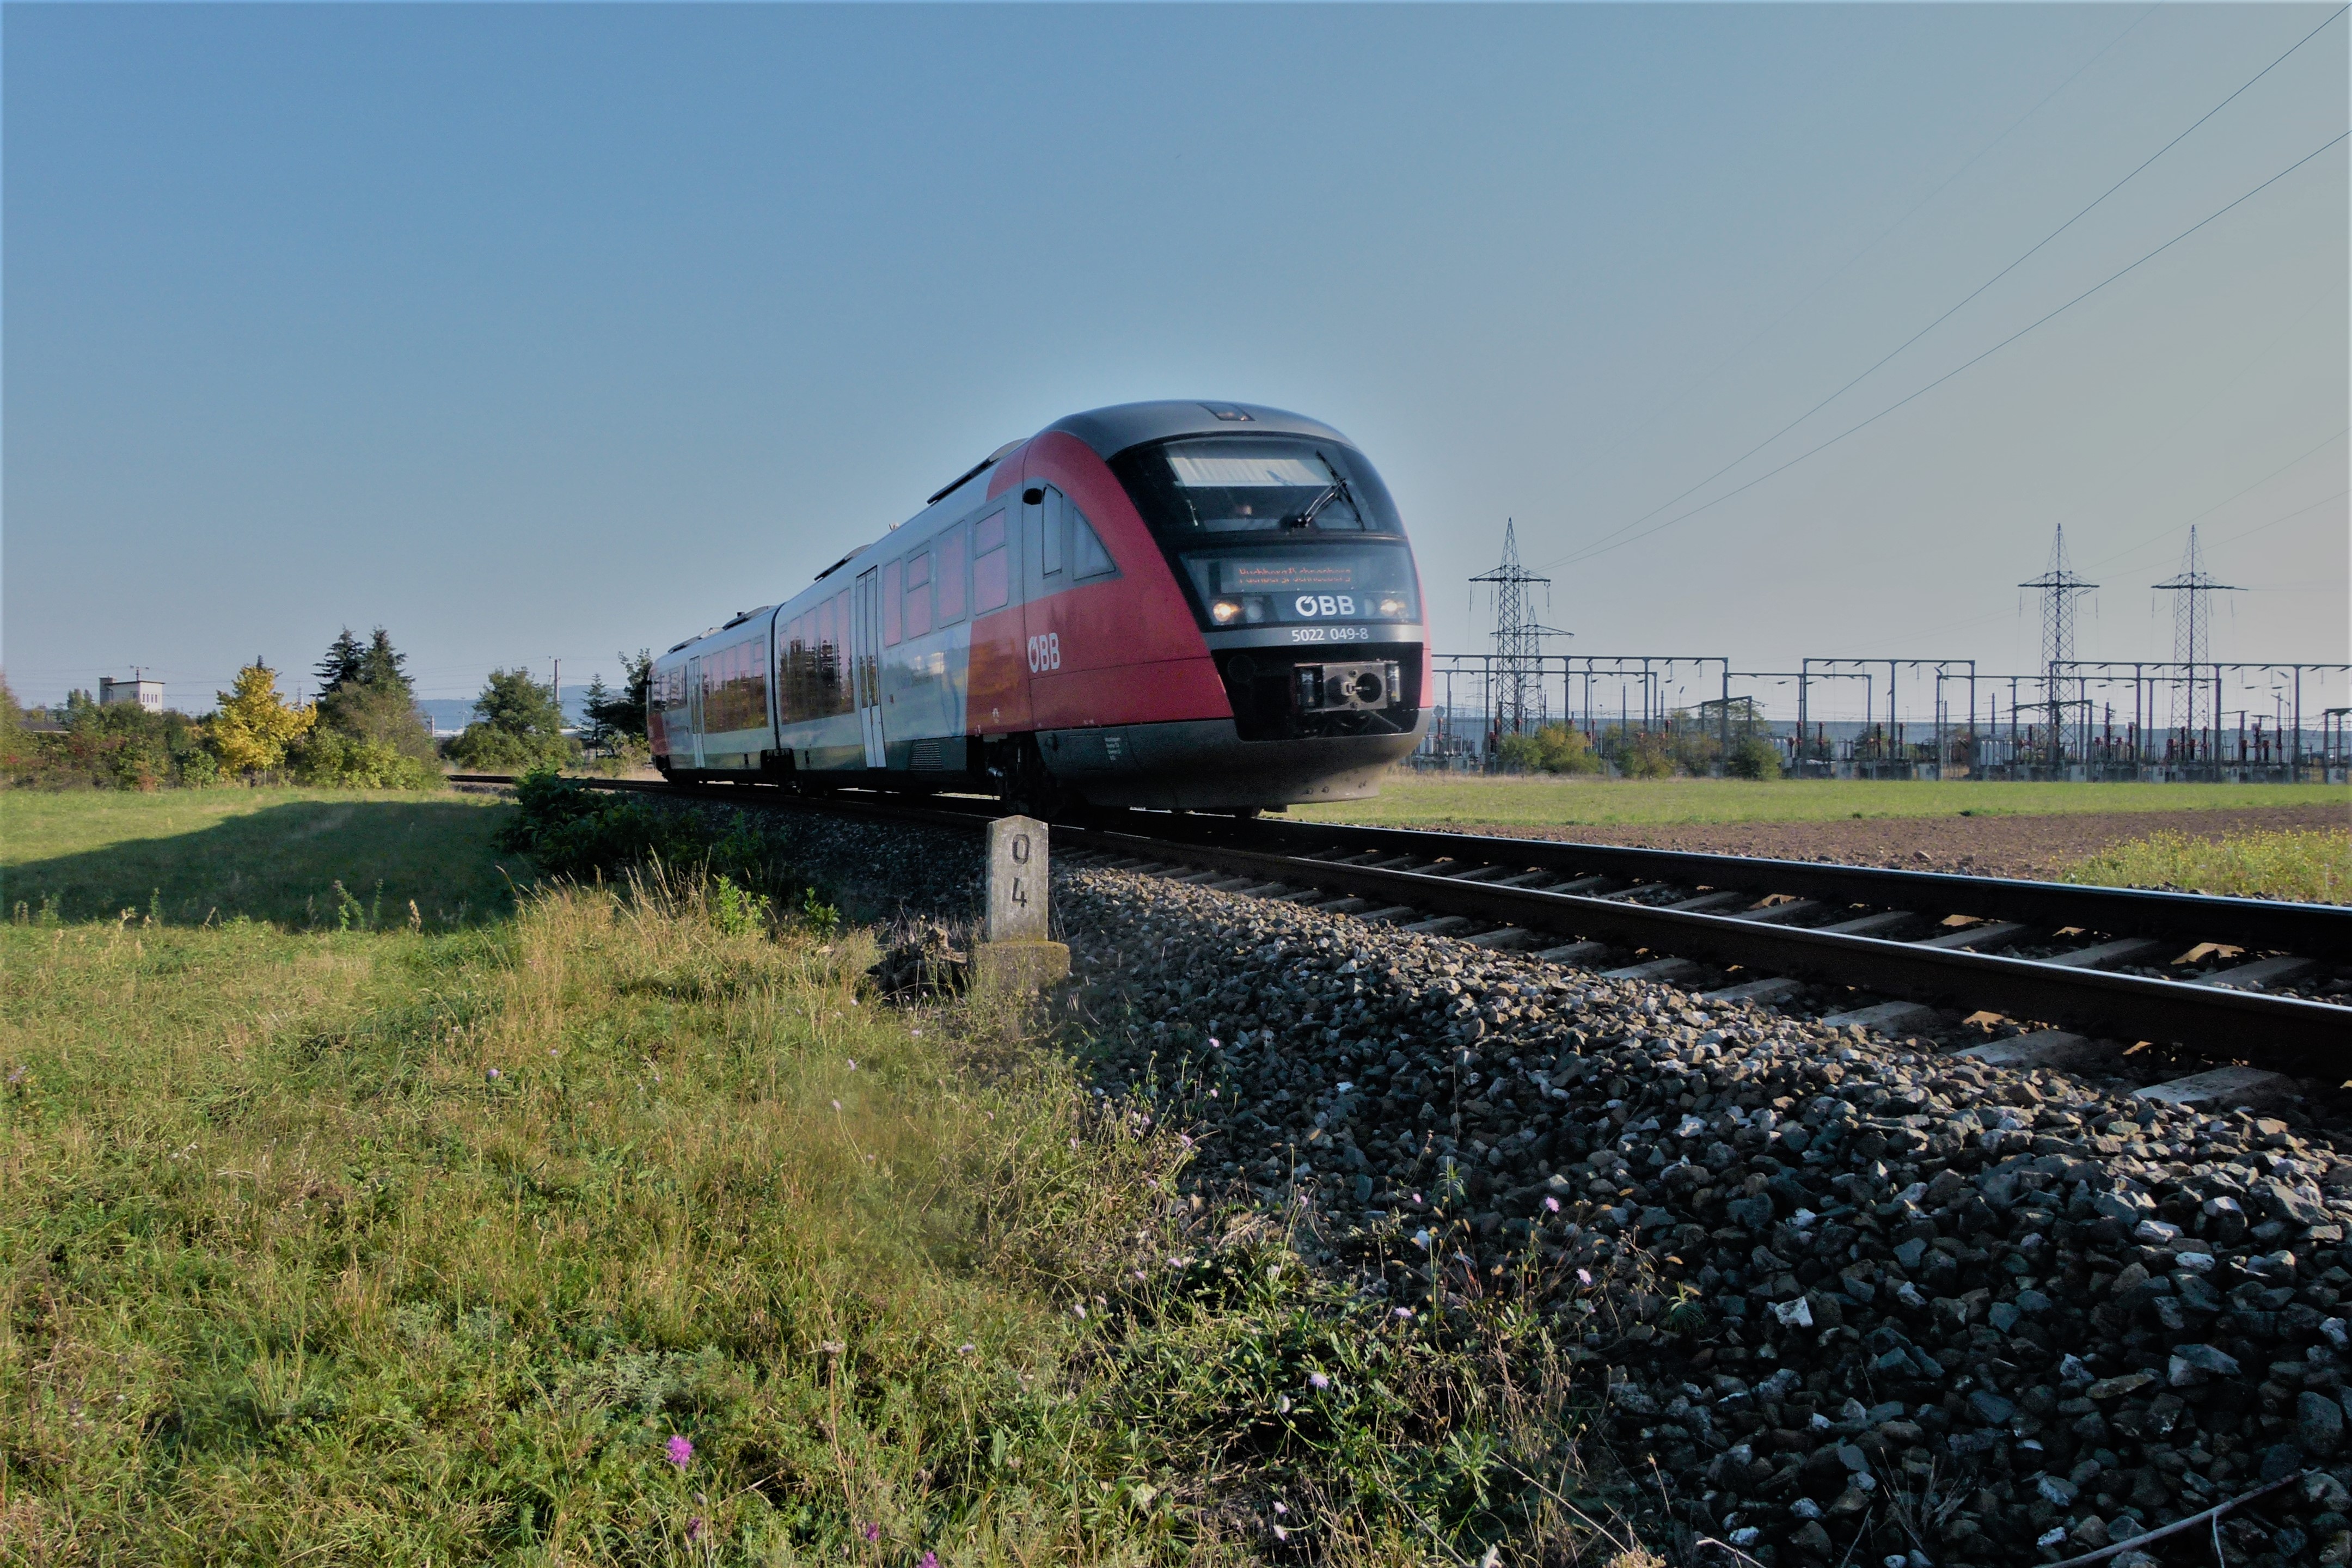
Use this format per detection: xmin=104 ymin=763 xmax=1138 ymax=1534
xmin=2066 ymin=825 xmax=2351 ymax=903
xmin=802 ymin=885 xmax=843 ymax=941
xmin=707 ymin=872 xmax=771 ymax=936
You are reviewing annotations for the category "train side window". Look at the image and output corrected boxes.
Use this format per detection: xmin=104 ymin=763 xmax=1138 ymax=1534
xmin=1041 ymin=491 xmax=1065 ymax=579
xmin=882 ymin=559 xmax=903 ymax=646
xmin=1071 ymin=505 xmax=1115 ymax=579
xmin=973 ymin=509 xmax=1010 ymax=612
xmin=832 ymin=590 xmax=853 ymax=713
xmin=904 ymin=551 xmax=933 ymax=639
xmin=935 ymin=524 xmax=968 ymax=624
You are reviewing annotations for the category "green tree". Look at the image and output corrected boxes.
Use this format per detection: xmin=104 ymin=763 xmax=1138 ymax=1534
xmin=585 ymin=649 xmax=652 ymax=743
xmin=446 ymin=668 xmax=572 ymax=771
xmin=315 ymin=628 xmax=366 ymax=695
xmin=356 ymin=627 xmax=412 ymax=695
xmin=578 ymin=675 xmax=616 ymax=751
xmin=315 ymin=627 xmax=434 ymax=764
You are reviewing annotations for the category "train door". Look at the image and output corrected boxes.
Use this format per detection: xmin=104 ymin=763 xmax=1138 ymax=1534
xmin=685 ymin=655 xmax=706 ymax=768
xmin=853 ymin=567 xmax=886 ymax=768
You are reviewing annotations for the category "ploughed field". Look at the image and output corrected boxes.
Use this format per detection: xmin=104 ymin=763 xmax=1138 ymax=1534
xmin=1303 ymin=778 xmax=2350 ymax=886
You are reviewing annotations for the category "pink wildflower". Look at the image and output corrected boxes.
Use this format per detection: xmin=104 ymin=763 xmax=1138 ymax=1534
xmin=665 ymin=1434 xmax=693 ymax=1468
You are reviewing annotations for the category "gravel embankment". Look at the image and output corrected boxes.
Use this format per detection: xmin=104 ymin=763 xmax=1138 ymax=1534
xmin=1055 ymin=862 xmax=2352 ymax=1568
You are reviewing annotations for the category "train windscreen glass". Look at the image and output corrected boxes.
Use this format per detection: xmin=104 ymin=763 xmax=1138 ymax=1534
xmin=1180 ymin=543 xmax=1420 ymax=627
xmin=1112 ymin=437 xmax=1403 ymax=535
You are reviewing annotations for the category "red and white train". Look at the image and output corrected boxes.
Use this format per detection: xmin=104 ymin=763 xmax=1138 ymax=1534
xmin=650 ymin=401 xmax=1429 ymax=813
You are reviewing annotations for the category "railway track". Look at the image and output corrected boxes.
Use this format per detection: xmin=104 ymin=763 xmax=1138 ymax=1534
xmin=455 ymin=774 xmax=2349 ymax=1085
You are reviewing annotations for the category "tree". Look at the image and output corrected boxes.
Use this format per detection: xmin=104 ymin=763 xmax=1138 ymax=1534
xmin=316 ymin=626 xmax=434 ymax=762
xmin=585 ymin=649 xmax=652 ymax=743
xmin=445 ymin=667 xmax=571 ymax=771
xmin=213 ymin=661 xmax=315 ymax=774
xmin=579 ymin=675 xmax=616 ymax=751
xmin=315 ymin=628 xmax=366 ymax=696
xmin=357 ymin=627 xmax=412 ymax=696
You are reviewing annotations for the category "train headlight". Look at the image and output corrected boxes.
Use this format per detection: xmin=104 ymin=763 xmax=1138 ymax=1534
xmin=1377 ymin=596 xmax=1407 ymax=618
xmin=1211 ymin=599 xmax=1243 ymax=625
xmin=1242 ymin=596 xmax=1269 ymax=624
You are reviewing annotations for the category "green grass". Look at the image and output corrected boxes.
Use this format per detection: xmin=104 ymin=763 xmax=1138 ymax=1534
xmin=2065 ymin=827 xmax=2352 ymax=903
xmin=0 ymin=787 xmax=514 ymax=927
xmin=0 ymin=793 xmax=1611 ymax=1564
xmin=1302 ymin=774 xmax=2352 ymax=830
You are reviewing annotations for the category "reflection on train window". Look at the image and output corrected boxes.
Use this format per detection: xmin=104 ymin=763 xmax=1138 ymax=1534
xmin=1041 ymin=492 xmax=1065 ymax=578
xmin=882 ymin=560 xmax=903 ymax=646
xmin=904 ymin=551 xmax=933 ymax=639
xmin=702 ymin=638 xmax=769 ymax=732
xmin=936 ymin=523 xmax=969 ymax=624
xmin=1073 ymin=509 xmax=1116 ymax=579
xmin=973 ymin=509 xmax=1010 ymax=612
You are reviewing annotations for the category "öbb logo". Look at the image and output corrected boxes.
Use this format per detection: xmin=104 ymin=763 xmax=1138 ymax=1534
xmin=1027 ymin=632 xmax=1062 ymax=672
xmin=1293 ymin=594 xmax=1357 ymax=618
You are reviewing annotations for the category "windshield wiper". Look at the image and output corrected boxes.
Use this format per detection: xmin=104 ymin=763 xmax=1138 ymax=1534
xmin=1293 ymin=476 xmax=1353 ymax=529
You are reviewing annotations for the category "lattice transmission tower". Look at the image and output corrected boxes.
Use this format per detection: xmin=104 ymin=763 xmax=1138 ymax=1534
xmin=2018 ymin=524 xmax=2097 ymax=764
xmin=1469 ymin=518 xmax=1570 ymax=736
xmin=2152 ymin=525 xmax=2241 ymax=737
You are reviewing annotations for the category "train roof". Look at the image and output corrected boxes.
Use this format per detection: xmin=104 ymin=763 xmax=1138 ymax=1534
xmin=1044 ymin=401 xmax=1354 ymax=460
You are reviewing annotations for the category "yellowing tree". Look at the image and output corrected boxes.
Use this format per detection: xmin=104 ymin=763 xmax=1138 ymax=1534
xmin=212 ymin=661 xmax=315 ymax=775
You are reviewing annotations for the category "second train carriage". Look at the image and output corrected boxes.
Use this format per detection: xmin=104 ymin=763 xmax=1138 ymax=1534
xmin=650 ymin=401 xmax=1431 ymax=812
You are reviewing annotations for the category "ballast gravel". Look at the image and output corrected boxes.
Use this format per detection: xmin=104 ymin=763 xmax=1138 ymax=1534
xmin=1052 ymin=861 xmax=2352 ymax=1568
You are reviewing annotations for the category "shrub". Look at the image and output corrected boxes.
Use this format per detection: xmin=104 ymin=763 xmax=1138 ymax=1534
xmin=1725 ymin=734 xmax=1783 ymax=780
xmin=443 ymin=721 xmax=572 ymax=773
xmin=290 ymin=728 xmax=442 ymax=790
xmin=1600 ymin=726 xmax=1675 ymax=779
xmin=492 ymin=769 xmax=840 ymax=925
xmin=1495 ymin=724 xmax=1603 ymax=775
xmin=1 ymin=687 xmax=217 ymax=790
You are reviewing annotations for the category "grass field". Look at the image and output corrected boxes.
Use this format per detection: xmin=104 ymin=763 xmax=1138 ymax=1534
xmin=0 ymin=789 xmax=1604 ymax=1565
xmin=0 ymin=787 xmax=514 ymax=927
xmin=1301 ymin=774 xmax=2352 ymax=829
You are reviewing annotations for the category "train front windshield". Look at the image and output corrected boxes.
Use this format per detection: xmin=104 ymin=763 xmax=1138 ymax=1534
xmin=1112 ymin=437 xmax=1404 ymax=535
xmin=1110 ymin=436 xmax=1422 ymax=629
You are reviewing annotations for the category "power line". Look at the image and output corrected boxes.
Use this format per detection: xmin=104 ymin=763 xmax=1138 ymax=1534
xmin=1536 ymin=4 xmax=2158 ymax=501
xmin=1538 ymin=4 xmax=2349 ymax=574
xmin=1544 ymin=127 xmax=2352 ymax=572
xmin=2082 ymin=425 xmax=2349 ymax=571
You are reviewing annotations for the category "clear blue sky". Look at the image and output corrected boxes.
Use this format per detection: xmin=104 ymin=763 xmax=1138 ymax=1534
xmin=6 ymin=3 xmax=2345 ymax=722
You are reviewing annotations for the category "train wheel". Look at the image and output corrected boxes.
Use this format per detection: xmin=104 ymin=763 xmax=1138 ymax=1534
xmin=999 ymin=739 xmax=1082 ymax=822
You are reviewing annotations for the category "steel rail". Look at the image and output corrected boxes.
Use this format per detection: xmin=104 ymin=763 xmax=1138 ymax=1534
xmin=1052 ymin=825 xmax=2349 ymax=1075
xmin=451 ymin=774 xmax=2348 ymax=1073
xmin=1129 ymin=815 xmax=2352 ymax=961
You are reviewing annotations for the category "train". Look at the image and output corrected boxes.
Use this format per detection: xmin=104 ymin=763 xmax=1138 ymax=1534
xmin=650 ymin=401 xmax=1430 ymax=814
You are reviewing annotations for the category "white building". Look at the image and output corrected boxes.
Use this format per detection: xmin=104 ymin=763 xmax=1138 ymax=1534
xmin=99 ymin=675 xmax=165 ymax=713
